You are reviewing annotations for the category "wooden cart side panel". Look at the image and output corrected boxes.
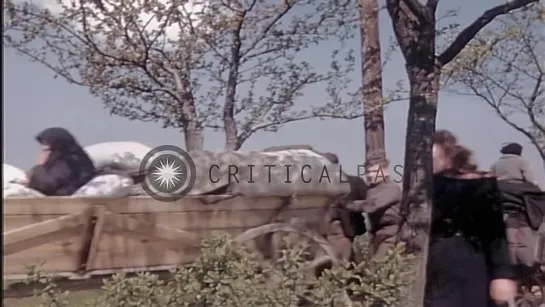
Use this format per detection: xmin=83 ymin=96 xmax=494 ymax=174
xmin=3 ymin=209 xmax=94 ymax=276
xmin=4 ymin=247 xmax=81 ymax=277
xmin=86 ymin=196 xmax=333 ymax=271
xmin=3 ymin=213 xmax=89 ymax=277
xmin=3 ymin=195 xmax=334 ymax=277
xmin=3 ymin=195 xmax=331 ymax=234
xmin=3 ymin=195 xmax=329 ymax=215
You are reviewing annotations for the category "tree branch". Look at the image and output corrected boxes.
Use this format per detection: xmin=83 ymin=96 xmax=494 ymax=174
xmin=236 ymin=112 xmax=363 ymax=146
xmin=386 ymin=0 xmax=423 ymax=61
xmin=426 ymin=0 xmax=438 ymax=14
xmin=437 ymin=0 xmax=539 ymax=66
xmin=402 ymin=0 xmax=431 ymax=22
xmin=223 ymin=13 xmax=245 ymax=150
xmin=490 ymin=99 xmax=545 ymax=161
xmin=240 ymin=2 xmax=292 ymax=58
xmin=235 ymin=95 xmax=409 ymax=147
xmin=527 ymin=73 xmax=545 ymax=135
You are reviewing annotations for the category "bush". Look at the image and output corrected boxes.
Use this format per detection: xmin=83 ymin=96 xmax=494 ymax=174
xmin=21 ymin=265 xmax=71 ymax=307
xmin=23 ymin=234 xmax=414 ymax=307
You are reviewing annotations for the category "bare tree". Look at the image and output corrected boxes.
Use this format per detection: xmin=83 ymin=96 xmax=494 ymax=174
xmin=443 ymin=3 xmax=545 ymax=163
xmin=359 ymin=0 xmax=387 ymax=167
xmin=384 ymin=0 xmax=539 ymax=306
xmin=4 ymin=0 xmax=362 ymax=150
xmin=358 ymin=3 xmax=459 ymax=168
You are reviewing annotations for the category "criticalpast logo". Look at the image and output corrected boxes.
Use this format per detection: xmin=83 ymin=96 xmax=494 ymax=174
xmin=139 ymin=145 xmax=196 ymax=202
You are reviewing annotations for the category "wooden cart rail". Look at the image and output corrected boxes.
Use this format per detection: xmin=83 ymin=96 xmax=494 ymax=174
xmin=3 ymin=194 xmax=336 ymax=280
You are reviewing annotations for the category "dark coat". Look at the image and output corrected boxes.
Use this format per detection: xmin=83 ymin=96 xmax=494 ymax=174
xmin=498 ymin=180 xmax=545 ymax=230
xmin=361 ymin=181 xmax=401 ymax=257
xmin=325 ymin=175 xmax=368 ymax=263
xmin=363 ymin=181 xmax=402 ymax=230
xmin=425 ymin=175 xmax=514 ymax=307
xmin=498 ymin=180 xmax=545 ymax=266
xmin=28 ymin=127 xmax=95 ymax=196
xmin=334 ymin=175 xmax=368 ymax=240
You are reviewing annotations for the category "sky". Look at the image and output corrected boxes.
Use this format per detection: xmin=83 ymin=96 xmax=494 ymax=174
xmin=3 ymin=0 xmax=544 ymax=189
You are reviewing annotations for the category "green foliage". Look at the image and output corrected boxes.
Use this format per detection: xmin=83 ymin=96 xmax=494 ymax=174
xmin=442 ymin=2 xmax=545 ymax=159
xmin=23 ymin=265 xmax=71 ymax=307
xmin=22 ymin=234 xmax=413 ymax=307
xmin=349 ymin=235 xmax=415 ymax=307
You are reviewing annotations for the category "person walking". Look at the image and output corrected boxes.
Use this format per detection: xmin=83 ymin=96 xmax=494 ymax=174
xmin=358 ymin=162 xmax=402 ymax=258
xmin=491 ymin=142 xmax=538 ymax=187
xmin=425 ymin=131 xmax=516 ymax=307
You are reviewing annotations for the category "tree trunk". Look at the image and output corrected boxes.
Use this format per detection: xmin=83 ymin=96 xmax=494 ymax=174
xmin=179 ymin=89 xmax=204 ymax=151
xmin=167 ymin=54 xmax=205 ymax=152
xmin=359 ymin=0 xmax=386 ymax=167
xmin=224 ymin=17 xmax=244 ymax=151
xmin=398 ymin=65 xmax=439 ymax=307
xmin=395 ymin=18 xmax=440 ymax=307
xmin=385 ymin=1 xmax=540 ymax=306
xmin=183 ymin=124 xmax=204 ymax=152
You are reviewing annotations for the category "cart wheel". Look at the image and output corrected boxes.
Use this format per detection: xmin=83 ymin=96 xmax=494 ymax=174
xmin=236 ymin=223 xmax=352 ymax=307
xmin=235 ymin=223 xmax=340 ymax=274
xmin=516 ymin=274 xmax=545 ymax=307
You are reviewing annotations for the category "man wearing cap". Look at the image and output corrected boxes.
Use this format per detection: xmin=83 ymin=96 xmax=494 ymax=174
xmin=359 ymin=162 xmax=402 ymax=258
xmin=491 ymin=142 xmax=538 ymax=187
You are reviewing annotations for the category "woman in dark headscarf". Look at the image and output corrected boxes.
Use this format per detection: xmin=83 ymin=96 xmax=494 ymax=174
xmin=25 ymin=127 xmax=95 ymax=196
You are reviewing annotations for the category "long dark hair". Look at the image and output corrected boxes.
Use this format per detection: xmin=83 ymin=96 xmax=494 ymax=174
xmin=36 ymin=127 xmax=89 ymax=168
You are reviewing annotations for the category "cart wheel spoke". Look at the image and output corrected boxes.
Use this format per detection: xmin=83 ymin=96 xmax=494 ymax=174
xmin=516 ymin=274 xmax=545 ymax=307
xmin=235 ymin=223 xmax=340 ymax=276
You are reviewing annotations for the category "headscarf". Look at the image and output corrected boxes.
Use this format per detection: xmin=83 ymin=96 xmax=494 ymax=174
xmin=500 ymin=142 xmax=523 ymax=156
xmin=35 ymin=127 xmax=89 ymax=167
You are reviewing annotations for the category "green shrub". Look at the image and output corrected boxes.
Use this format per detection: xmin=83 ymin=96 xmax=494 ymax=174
xmin=22 ymin=265 xmax=71 ymax=307
xmin=349 ymin=235 xmax=415 ymax=307
xmin=22 ymin=234 xmax=414 ymax=307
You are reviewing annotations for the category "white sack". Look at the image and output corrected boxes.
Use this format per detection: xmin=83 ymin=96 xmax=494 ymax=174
xmin=4 ymin=183 xmax=45 ymax=198
xmin=3 ymin=164 xmax=27 ymax=189
xmin=73 ymin=174 xmax=134 ymax=197
xmin=84 ymin=142 xmax=152 ymax=170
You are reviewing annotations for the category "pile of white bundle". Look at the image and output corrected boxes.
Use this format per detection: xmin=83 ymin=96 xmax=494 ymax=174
xmin=82 ymin=141 xmax=152 ymax=197
xmin=73 ymin=174 xmax=134 ymax=197
xmin=3 ymin=163 xmax=26 ymax=188
xmin=84 ymin=141 xmax=152 ymax=171
xmin=3 ymin=163 xmax=44 ymax=198
xmin=3 ymin=141 xmax=152 ymax=198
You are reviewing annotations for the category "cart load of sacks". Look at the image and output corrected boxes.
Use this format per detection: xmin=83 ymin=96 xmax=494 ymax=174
xmin=3 ymin=142 xmax=351 ymax=199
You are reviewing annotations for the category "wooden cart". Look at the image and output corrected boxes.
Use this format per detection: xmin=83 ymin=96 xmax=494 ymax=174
xmin=3 ymin=194 xmax=345 ymax=281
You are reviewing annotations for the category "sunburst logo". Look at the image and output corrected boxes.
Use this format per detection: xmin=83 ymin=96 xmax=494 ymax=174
xmin=139 ymin=145 xmax=197 ymax=202
xmin=151 ymin=159 xmax=184 ymax=189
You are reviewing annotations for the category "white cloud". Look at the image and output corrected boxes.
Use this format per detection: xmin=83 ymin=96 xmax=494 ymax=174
xmin=19 ymin=0 xmax=208 ymax=40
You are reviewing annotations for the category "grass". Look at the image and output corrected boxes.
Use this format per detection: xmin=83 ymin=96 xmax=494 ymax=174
xmin=3 ymin=278 xmax=100 ymax=307
xmin=3 ymin=289 xmax=101 ymax=307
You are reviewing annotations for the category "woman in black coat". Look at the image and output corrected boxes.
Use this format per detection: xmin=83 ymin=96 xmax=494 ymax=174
xmin=425 ymin=130 xmax=517 ymax=307
xmin=25 ymin=127 xmax=95 ymax=196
